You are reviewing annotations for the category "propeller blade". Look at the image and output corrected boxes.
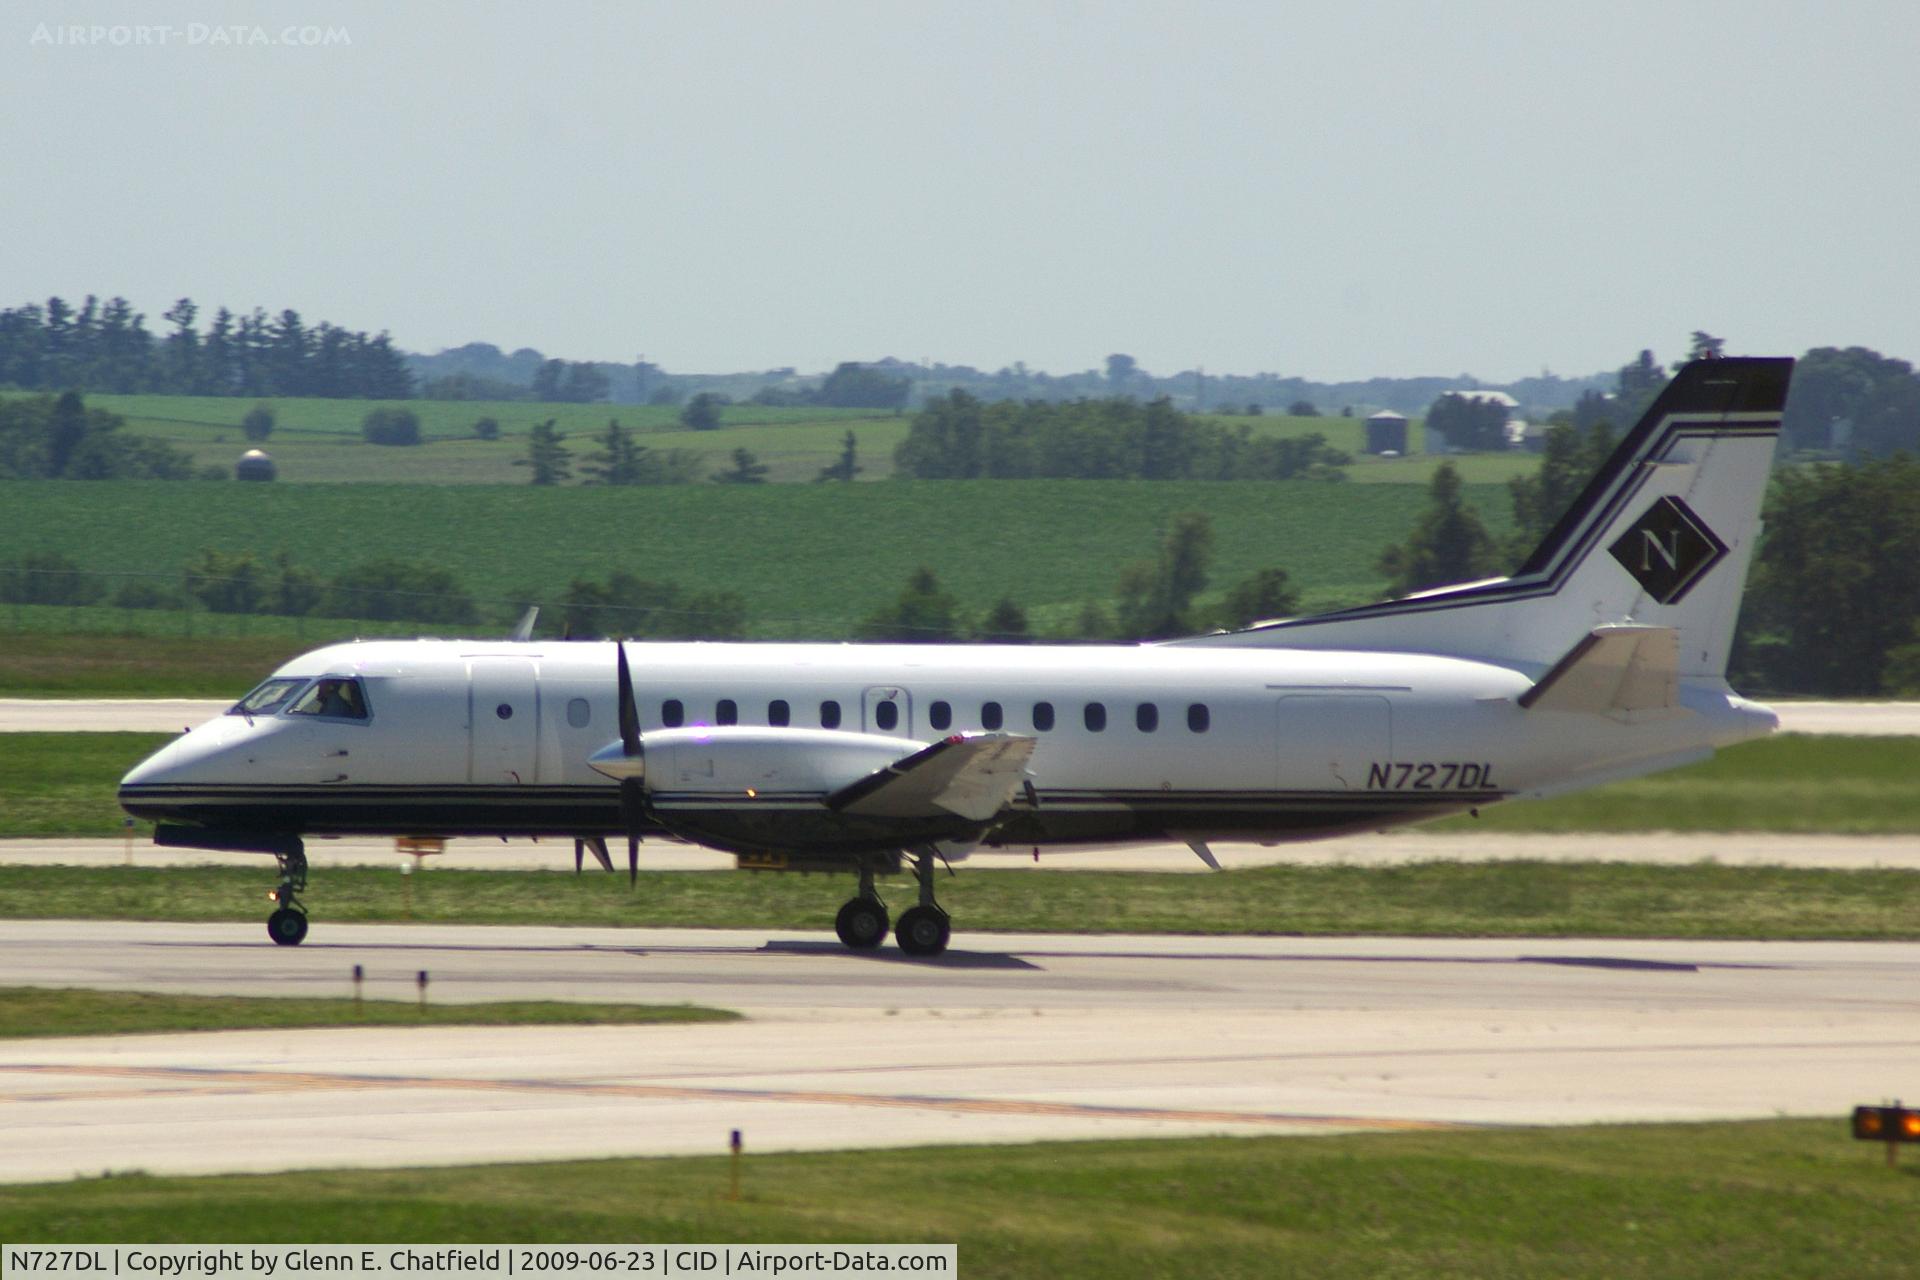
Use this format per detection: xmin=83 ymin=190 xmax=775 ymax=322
xmin=627 ymin=830 xmax=639 ymax=887
xmin=574 ymin=838 xmax=584 ymax=876
xmin=615 ymin=642 xmax=641 ymax=757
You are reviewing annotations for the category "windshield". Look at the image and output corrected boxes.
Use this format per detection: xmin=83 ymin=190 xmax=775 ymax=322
xmin=229 ymin=677 xmax=308 ymax=717
xmin=287 ymin=677 xmax=370 ymax=720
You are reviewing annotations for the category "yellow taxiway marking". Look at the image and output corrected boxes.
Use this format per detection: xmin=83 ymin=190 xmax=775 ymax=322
xmin=0 ymin=1062 xmax=1465 ymax=1132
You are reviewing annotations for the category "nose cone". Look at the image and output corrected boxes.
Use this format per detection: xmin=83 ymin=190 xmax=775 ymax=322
xmin=117 ymin=720 xmax=248 ymax=816
xmin=588 ymin=741 xmax=645 ymax=781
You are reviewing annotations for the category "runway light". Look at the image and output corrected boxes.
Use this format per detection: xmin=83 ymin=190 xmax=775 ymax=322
xmin=1852 ymin=1104 xmax=1920 ymax=1163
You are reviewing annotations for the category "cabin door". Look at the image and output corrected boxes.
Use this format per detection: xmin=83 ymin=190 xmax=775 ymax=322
xmin=469 ymin=658 xmax=540 ymax=784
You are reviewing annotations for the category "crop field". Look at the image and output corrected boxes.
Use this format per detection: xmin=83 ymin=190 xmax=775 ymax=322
xmin=0 ymin=477 xmax=1518 ymax=637
xmin=7 ymin=391 xmax=1547 ymax=486
xmin=29 ymin=391 xmax=902 ymax=485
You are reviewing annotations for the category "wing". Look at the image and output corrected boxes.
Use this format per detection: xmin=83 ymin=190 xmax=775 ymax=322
xmin=827 ymin=734 xmax=1036 ymax=822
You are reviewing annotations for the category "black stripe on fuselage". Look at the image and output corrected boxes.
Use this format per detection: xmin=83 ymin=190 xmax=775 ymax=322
xmin=118 ymin=783 xmax=1503 ymax=845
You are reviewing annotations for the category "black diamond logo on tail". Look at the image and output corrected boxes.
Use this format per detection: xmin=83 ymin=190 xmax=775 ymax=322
xmin=1608 ymin=496 xmax=1728 ymax=605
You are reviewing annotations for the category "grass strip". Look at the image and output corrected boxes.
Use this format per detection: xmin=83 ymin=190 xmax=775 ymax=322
xmin=5 ymin=859 xmax=1920 ymax=939
xmin=8 ymin=733 xmax=1920 ymax=838
xmin=0 ymin=1120 xmax=1905 ymax=1278
xmin=0 ymin=986 xmax=735 ymax=1039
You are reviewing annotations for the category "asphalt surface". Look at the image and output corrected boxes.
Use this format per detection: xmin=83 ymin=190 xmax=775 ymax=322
xmin=4 ymin=698 xmax=1920 ymax=735
xmin=1 ymin=920 xmax=1914 ymax=1183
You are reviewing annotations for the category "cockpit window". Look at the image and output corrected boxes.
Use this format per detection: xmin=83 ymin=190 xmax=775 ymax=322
xmin=287 ymin=677 xmax=370 ymax=720
xmin=230 ymin=678 xmax=308 ymax=717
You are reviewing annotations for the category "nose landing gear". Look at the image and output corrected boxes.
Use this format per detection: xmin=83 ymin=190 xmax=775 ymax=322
xmin=267 ymin=840 xmax=309 ymax=946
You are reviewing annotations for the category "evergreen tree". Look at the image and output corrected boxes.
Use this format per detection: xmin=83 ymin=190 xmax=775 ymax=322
xmin=856 ymin=567 xmax=961 ymax=642
xmin=582 ymin=419 xmax=648 ymax=485
xmin=815 ymin=430 xmax=861 ymax=482
xmin=1116 ymin=512 xmax=1214 ymax=639
xmin=976 ymin=597 xmax=1031 ymax=643
xmin=517 ymin=420 xmax=572 ymax=485
xmin=1216 ymin=567 xmax=1299 ymax=629
xmin=711 ymin=447 xmax=768 ymax=484
xmin=1377 ymin=463 xmax=1501 ymax=596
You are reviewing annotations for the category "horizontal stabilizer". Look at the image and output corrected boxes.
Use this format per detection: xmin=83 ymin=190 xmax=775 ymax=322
xmin=828 ymin=734 xmax=1036 ymax=822
xmin=1519 ymin=625 xmax=1678 ymax=715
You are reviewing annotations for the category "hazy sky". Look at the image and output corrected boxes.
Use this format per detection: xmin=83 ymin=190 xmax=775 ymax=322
xmin=5 ymin=1 xmax=1916 ymax=381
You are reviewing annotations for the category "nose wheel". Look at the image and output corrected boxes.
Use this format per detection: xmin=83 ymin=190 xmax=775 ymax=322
xmin=266 ymin=840 xmax=309 ymax=946
xmin=267 ymin=906 xmax=309 ymax=946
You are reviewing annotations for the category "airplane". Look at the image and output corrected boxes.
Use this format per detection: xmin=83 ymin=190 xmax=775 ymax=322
xmin=118 ymin=356 xmax=1793 ymax=957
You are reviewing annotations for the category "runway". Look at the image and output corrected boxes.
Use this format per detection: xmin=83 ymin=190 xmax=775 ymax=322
xmin=3 ymin=698 xmax=1919 ymax=735
xmin=2 ymin=919 xmax=1915 ymax=1183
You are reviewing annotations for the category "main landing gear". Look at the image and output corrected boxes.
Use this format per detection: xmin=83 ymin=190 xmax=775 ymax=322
xmin=267 ymin=839 xmax=309 ymax=946
xmin=835 ymin=858 xmax=890 ymax=949
xmin=833 ymin=848 xmax=951 ymax=957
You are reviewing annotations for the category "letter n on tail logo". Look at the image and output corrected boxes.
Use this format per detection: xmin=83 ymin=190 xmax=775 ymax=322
xmin=1607 ymin=495 xmax=1728 ymax=604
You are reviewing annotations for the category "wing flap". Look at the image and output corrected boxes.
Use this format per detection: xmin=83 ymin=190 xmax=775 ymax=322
xmin=1519 ymin=624 xmax=1679 ymax=714
xmin=828 ymin=734 xmax=1036 ymax=822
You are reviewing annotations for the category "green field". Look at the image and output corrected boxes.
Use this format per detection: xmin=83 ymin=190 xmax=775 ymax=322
xmin=0 ymin=1120 xmax=1903 ymax=1279
xmin=48 ymin=392 xmax=901 ymax=485
xmin=0 ymin=476 xmax=1516 ymax=637
xmin=10 ymin=390 xmax=1564 ymax=488
xmin=0 ymin=986 xmax=734 ymax=1038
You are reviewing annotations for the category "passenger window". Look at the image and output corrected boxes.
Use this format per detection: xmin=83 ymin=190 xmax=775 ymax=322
xmin=981 ymin=701 xmax=1003 ymax=731
xmin=875 ymin=701 xmax=899 ymax=731
xmin=662 ymin=699 xmax=685 ymax=728
xmin=820 ymin=700 xmax=842 ymax=729
xmin=288 ymin=677 xmax=369 ymax=720
xmin=768 ymin=699 xmax=790 ymax=727
xmin=567 ymin=698 xmax=591 ymax=729
xmin=1136 ymin=702 xmax=1159 ymax=733
xmin=717 ymin=698 xmax=738 ymax=725
xmin=1032 ymin=701 xmax=1055 ymax=731
xmin=1084 ymin=701 xmax=1107 ymax=732
xmin=1188 ymin=703 xmax=1210 ymax=733
xmin=930 ymin=700 xmax=952 ymax=731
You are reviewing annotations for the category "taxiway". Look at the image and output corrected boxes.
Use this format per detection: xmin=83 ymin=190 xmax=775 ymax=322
xmin=1 ymin=920 xmax=1913 ymax=1183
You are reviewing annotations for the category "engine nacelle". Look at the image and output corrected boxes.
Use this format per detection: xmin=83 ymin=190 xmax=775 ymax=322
xmin=588 ymin=725 xmax=921 ymax=796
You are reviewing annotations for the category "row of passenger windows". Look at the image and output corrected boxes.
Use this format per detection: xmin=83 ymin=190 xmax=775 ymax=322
xmin=654 ymin=697 xmax=1211 ymax=734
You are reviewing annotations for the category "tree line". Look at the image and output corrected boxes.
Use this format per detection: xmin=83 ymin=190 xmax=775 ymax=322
xmin=892 ymin=392 xmax=1350 ymax=481
xmin=0 ymin=295 xmax=414 ymax=398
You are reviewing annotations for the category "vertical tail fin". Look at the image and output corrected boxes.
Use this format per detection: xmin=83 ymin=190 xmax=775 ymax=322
xmin=1182 ymin=356 xmax=1793 ymax=678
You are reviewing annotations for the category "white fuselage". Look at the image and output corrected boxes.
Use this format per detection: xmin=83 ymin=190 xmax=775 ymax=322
xmin=118 ymin=637 xmax=1775 ymax=855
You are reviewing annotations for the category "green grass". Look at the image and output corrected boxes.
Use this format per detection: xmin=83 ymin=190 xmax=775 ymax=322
xmin=0 ymin=733 xmax=173 ymax=834
xmin=0 ymin=986 xmax=734 ymax=1038
xmin=0 ymin=633 xmax=335 ymax=697
xmin=7 ymin=733 xmax=1908 ymax=839
xmin=1430 ymin=733 xmax=1920 ymax=834
xmin=0 ymin=477 xmax=1512 ymax=638
xmin=5 ymin=859 xmax=1920 ymax=939
xmin=0 ymin=1120 xmax=1907 ymax=1278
